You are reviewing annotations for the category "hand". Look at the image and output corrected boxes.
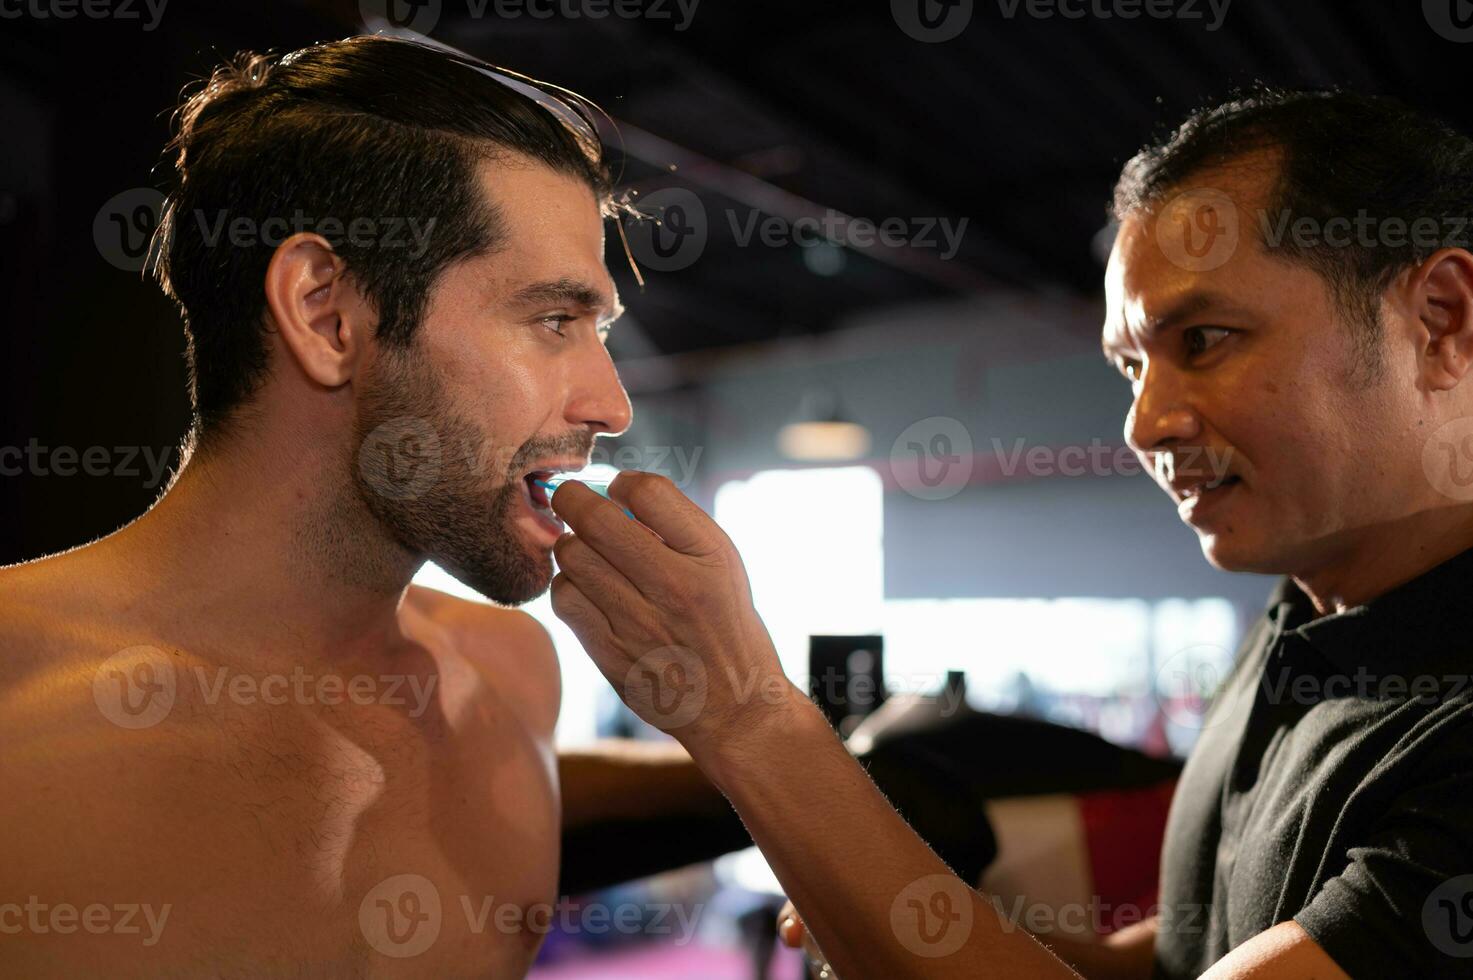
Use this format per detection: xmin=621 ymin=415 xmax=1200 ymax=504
xmin=778 ymin=900 xmax=837 ymax=978
xmin=548 ymin=472 xmax=805 ymax=768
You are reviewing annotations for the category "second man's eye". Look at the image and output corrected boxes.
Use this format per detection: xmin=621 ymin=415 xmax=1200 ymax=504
xmin=1184 ymin=326 xmax=1231 ymax=357
xmin=540 ymin=314 xmax=574 ymax=337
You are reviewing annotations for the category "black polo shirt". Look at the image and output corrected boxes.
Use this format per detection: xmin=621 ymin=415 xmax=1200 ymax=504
xmin=1153 ymin=546 xmax=1473 ymax=978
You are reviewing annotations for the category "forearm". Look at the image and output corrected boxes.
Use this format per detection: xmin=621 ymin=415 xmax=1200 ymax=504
xmin=694 ymin=687 xmax=1081 ymax=980
xmin=558 ymin=737 xmax=728 ymax=828
xmin=1039 ymin=919 xmax=1158 ymax=980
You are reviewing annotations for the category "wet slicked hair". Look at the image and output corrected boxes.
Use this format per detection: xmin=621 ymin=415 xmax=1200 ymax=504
xmin=151 ymin=35 xmax=612 ymax=447
xmin=1113 ymin=88 xmax=1473 ymax=374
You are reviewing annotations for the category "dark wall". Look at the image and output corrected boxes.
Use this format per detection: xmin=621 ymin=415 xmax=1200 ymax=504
xmin=0 ymin=5 xmax=352 ymax=561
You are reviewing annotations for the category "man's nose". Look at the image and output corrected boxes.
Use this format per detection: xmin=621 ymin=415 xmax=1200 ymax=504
xmin=1124 ymin=362 xmax=1200 ymax=458
xmin=566 ymin=344 xmax=633 ymax=438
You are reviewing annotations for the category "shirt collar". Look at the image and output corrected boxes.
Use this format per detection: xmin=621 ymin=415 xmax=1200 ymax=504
xmin=1265 ymin=545 xmax=1473 ymax=677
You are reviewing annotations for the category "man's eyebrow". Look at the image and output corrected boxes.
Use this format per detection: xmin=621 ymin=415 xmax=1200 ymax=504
xmin=1102 ymin=290 xmax=1254 ymax=359
xmin=509 ymin=277 xmax=623 ymax=323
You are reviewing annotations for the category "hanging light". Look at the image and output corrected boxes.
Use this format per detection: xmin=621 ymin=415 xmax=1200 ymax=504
xmin=776 ymin=389 xmax=871 ymax=462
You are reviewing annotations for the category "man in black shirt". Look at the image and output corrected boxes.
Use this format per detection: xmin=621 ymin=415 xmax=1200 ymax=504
xmin=1104 ymin=89 xmax=1473 ymax=979
xmin=1155 ymin=553 xmax=1473 ymax=977
xmin=547 ymin=87 xmax=1473 ymax=978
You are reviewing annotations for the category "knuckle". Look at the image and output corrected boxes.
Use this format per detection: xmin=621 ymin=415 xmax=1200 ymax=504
xmin=550 ymin=572 xmax=578 ymax=607
xmin=625 ymin=470 xmax=673 ymax=505
xmin=654 ymin=577 xmax=698 ymax=613
xmin=556 ymin=534 xmax=590 ymax=569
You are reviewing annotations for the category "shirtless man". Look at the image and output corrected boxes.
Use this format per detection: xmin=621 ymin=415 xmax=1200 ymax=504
xmin=0 ymin=35 xmax=632 ymax=976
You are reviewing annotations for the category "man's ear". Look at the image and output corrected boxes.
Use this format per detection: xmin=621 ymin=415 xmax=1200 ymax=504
xmin=262 ymin=233 xmax=372 ymax=389
xmin=1410 ymin=248 xmax=1473 ymax=392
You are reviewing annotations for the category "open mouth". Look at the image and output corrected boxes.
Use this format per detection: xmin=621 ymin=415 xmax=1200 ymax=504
xmin=524 ymin=470 xmax=554 ymax=510
xmin=1180 ymin=474 xmax=1241 ymax=500
xmin=1177 ymin=474 xmax=1243 ymax=524
xmin=518 ymin=469 xmax=565 ymax=538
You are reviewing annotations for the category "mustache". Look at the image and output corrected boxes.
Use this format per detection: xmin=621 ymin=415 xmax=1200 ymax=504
xmin=507 ymin=431 xmax=596 ymax=478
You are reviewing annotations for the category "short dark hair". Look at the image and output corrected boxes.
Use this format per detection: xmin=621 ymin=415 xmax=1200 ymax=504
xmin=151 ymin=35 xmax=613 ymax=446
xmin=1112 ymin=88 xmax=1473 ymax=373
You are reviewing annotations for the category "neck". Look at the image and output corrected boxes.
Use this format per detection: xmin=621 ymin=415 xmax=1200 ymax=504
xmin=1292 ymin=504 xmax=1473 ymax=615
xmin=98 ymin=427 xmax=421 ymax=664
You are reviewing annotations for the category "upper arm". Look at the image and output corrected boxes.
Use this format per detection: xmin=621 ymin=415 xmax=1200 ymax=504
xmin=1198 ymin=922 xmax=1348 ymax=980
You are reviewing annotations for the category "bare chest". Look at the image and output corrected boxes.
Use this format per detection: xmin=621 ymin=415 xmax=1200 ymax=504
xmin=11 ymin=639 xmax=562 ymax=978
xmin=189 ymin=664 xmax=561 ymax=976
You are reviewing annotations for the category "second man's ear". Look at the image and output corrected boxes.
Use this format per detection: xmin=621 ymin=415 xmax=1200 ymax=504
xmin=1412 ymin=248 xmax=1473 ymax=392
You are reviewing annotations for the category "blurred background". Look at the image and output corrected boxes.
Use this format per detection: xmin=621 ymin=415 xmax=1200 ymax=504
xmin=2 ymin=1 xmax=1467 ymax=975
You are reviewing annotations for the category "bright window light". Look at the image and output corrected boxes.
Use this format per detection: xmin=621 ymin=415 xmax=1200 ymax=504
xmin=714 ymin=466 xmax=885 ymax=681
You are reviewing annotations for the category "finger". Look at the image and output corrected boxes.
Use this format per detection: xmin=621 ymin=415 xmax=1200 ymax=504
xmin=549 ymin=571 xmax=613 ymax=652
xmin=606 ymin=471 xmax=728 ymax=559
xmin=550 ymin=479 xmax=660 ymax=533
xmin=551 ymin=533 xmax=650 ymax=642
xmin=777 ymin=904 xmax=806 ymax=949
xmin=551 ymin=480 xmax=685 ymax=593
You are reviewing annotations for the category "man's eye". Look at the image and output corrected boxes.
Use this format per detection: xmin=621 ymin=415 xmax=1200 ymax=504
xmin=1115 ymin=356 xmax=1141 ymax=382
xmin=540 ymin=314 xmax=574 ymax=337
xmin=1184 ymin=326 xmax=1231 ymax=357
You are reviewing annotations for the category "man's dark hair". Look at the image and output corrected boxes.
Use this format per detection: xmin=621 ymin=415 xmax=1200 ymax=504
xmin=151 ymin=34 xmax=613 ymax=447
xmin=1112 ymin=88 xmax=1473 ymax=373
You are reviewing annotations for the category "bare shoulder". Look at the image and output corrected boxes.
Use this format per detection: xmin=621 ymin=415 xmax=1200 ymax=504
xmin=0 ymin=551 xmax=116 ymax=690
xmin=0 ymin=551 xmax=213 ymax=751
xmin=404 ymin=584 xmax=561 ymax=732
